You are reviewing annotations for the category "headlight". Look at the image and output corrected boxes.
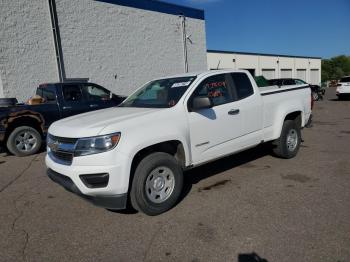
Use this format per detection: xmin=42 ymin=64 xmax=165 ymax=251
xmin=74 ymin=133 xmax=121 ymax=156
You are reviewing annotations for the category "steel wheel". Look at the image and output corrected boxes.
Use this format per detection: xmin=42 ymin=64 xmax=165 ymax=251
xmin=145 ymin=166 xmax=175 ymax=204
xmin=286 ymin=128 xmax=298 ymax=151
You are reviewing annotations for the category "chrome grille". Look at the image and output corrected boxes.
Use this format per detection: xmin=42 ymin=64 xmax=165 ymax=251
xmin=48 ymin=134 xmax=77 ymax=165
xmin=51 ymin=151 xmax=74 ymax=163
xmin=48 ymin=134 xmax=78 ymax=144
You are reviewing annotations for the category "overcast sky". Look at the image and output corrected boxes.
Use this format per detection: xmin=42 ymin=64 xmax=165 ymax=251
xmin=166 ymin=0 xmax=350 ymax=58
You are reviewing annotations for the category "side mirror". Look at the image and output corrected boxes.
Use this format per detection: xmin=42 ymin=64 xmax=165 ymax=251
xmin=192 ymin=96 xmax=212 ymax=110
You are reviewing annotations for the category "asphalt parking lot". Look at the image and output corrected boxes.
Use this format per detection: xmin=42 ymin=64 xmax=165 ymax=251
xmin=0 ymin=87 xmax=349 ymax=262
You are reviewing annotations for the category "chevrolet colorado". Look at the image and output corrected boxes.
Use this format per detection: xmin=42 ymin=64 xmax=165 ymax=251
xmin=46 ymin=70 xmax=312 ymax=215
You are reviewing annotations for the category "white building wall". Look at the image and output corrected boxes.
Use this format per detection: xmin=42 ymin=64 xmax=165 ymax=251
xmin=0 ymin=0 xmax=207 ymax=100
xmin=207 ymin=51 xmax=321 ymax=84
xmin=0 ymin=74 xmax=3 ymax=98
xmin=0 ymin=0 xmax=58 ymax=101
xmin=55 ymin=0 xmax=207 ymax=96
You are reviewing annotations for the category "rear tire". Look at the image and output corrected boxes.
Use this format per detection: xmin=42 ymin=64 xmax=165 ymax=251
xmin=130 ymin=152 xmax=183 ymax=216
xmin=6 ymin=126 xmax=42 ymax=156
xmin=272 ymin=120 xmax=301 ymax=159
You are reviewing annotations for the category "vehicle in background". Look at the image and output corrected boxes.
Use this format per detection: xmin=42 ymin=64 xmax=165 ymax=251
xmin=0 ymin=82 xmax=125 ymax=156
xmin=254 ymin=75 xmax=270 ymax=87
xmin=336 ymin=76 xmax=350 ymax=99
xmin=46 ymin=70 xmax=312 ymax=215
xmin=268 ymin=78 xmax=325 ymax=101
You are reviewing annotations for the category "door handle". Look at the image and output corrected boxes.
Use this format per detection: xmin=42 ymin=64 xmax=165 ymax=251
xmin=228 ymin=109 xmax=240 ymax=115
xmin=62 ymin=106 xmax=72 ymax=110
xmin=89 ymin=104 xmax=99 ymax=108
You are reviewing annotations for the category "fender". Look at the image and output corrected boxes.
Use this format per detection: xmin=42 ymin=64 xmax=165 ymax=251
xmin=3 ymin=110 xmax=46 ymax=134
xmin=272 ymin=107 xmax=303 ymax=140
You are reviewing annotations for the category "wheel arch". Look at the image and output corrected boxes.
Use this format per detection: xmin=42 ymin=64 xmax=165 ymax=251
xmin=5 ymin=115 xmax=44 ymax=140
xmin=274 ymin=110 xmax=303 ymax=140
xmin=125 ymin=140 xmax=187 ymax=197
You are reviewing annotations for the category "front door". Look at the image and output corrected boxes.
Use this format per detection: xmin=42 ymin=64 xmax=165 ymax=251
xmin=187 ymin=73 xmax=244 ymax=164
xmin=81 ymin=83 xmax=117 ymax=110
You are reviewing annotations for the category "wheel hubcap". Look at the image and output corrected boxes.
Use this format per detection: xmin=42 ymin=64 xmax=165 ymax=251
xmin=286 ymin=129 xmax=298 ymax=151
xmin=145 ymin=166 xmax=175 ymax=203
xmin=15 ymin=131 xmax=37 ymax=152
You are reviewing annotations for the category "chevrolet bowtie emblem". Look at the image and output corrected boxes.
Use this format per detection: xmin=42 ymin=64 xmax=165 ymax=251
xmin=49 ymin=141 xmax=60 ymax=152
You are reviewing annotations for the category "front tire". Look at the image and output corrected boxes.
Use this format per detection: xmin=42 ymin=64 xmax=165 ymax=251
xmin=312 ymin=91 xmax=319 ymax=101
xmin=272 ymin=120 xmax=301 ymax=159
xmin=130 ymin=152 xmax=183 ymax=216
xmin=6 ymin=126 xmax=42 ymax=156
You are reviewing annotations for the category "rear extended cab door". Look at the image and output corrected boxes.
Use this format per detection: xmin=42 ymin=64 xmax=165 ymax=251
xmin=57 ymin=83 xmax=90 ymax=118
xmin=33 ymin=85 xmax=61 ymax=128
xmin=230 ymin=72 xmax=264 ymax=148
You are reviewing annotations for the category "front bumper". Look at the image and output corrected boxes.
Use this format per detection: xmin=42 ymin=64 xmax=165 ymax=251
xmin=47 ymin=168 xmax=127 ymax=210
xmin=45 ymin=149 xmax=131 ymax=195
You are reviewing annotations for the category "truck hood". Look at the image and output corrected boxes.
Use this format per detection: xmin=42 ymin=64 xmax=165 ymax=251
xmin=49 ymin=107 xmax=162 ymax=138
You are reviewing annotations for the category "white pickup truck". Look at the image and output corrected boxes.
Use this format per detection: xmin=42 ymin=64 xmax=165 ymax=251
xmin=46 ymin=70 xmax=312 ymax=215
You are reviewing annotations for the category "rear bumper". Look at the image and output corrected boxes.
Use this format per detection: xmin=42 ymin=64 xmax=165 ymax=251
xmin=47 ymin=168 xmax=127 ymax=210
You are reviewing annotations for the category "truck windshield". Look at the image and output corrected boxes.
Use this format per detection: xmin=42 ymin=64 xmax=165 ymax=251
xmin=119 ymin=76 xmax=196 ymax=108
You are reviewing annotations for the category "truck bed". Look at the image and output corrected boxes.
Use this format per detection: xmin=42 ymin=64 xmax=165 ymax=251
xmin=259 ymin=84 xmax=309 ymax=95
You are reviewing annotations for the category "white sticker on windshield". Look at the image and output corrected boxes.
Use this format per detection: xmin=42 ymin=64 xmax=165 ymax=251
xmin=171 ymin=81 xmax=191 ymax=88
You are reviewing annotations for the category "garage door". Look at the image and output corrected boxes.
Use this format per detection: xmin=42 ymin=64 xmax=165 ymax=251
xmin=262 ymin=69 xmax=275 ymax=79
xmin=310 ymin=69 xmax=320 ymax=85
xmin=296 ymin=69 xmax=307 ymax=82
xmin=280 ymin=69 xmax=292 ymax=78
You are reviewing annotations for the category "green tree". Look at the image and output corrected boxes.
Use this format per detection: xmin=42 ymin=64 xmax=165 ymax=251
xmin=322 ymin=55 xmax=350 ymax=82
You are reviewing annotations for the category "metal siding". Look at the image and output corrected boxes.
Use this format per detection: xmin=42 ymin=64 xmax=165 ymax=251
xmin=262 ymin=69 xmax=275 ymax=79
xmin=280 ymin=69 xmax=292 ymax=78
xmin=296 ymin=69 xmax=307 ymax=82
xmin=310 ymin=69 xmax=320 ymax=85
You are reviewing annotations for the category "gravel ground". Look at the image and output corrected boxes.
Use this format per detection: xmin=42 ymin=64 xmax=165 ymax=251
xmin=0 ymin=87 xmax=349 ymax=262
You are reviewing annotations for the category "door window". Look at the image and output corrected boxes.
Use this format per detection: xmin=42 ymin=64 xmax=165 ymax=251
xmin=283 ymin=79 xmax=296 ymax=85
xmin=36 ymin=87 xmax=56 ymax=103
xmin=82 ymin=85 xmax=111 ymax=101
xmin=62 ymin=85 xmax=83 ymax=102
xmin=231 ymin=73 xmax=254 ymax=100
xmin=191 ymin=74 xmax=235 ymax=107
xmin=295 ymin=79 xmax=307 ymax=85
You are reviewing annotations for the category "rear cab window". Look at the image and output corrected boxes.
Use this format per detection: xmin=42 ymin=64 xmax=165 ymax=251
xmin=231 ymin=73 xmax=254 ymax=100
xmin=295 ymin=79 xmax=307 ymax=85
